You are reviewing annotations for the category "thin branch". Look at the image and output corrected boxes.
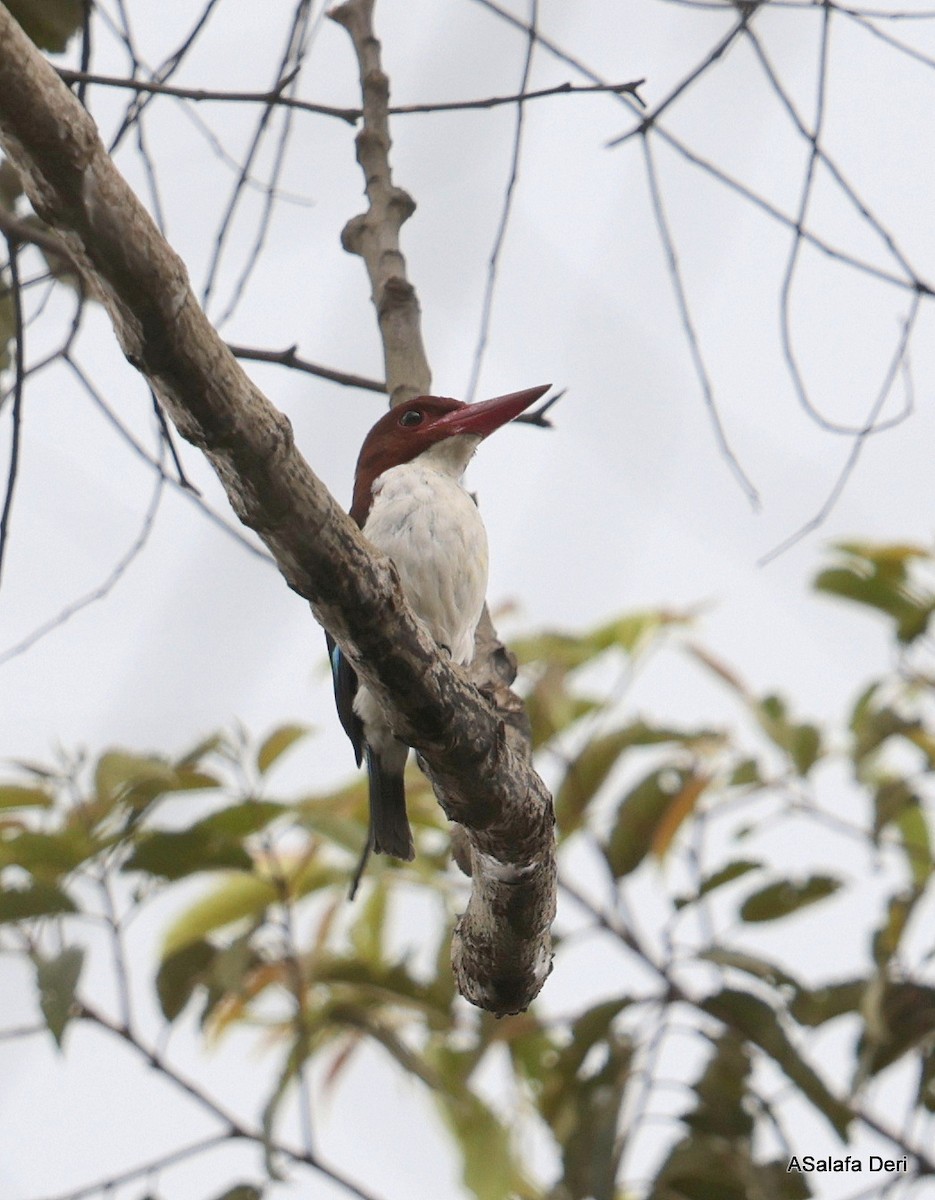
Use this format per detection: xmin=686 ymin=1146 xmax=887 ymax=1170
xmin=757 ymin=297 xmax=921 ymax=566
xmin=466 ymin=0 xmax=538 ymax=402
xmin=57 ymin=67 xmax=360 ymax=123
xmin=32 ymin=1133 xmax=237 ymax=1200
xmin=57 ymin=67 xmax=645 ymax=123
xmin=607 ymin=11 xmax=751 ymax=148
xmin=72 ymin=1003 xmax=382 ymax=1200
xmin=0 ymin=234 xmax=25 ymax=589
xmin=215 ymin=2 xmax=320 ymax=326
xmin=641 ymin=137 xmax=760 ymax=508
xmin=0 ymin=466 xmax=165 ymax=666
xmin=390 ymin=77 xmax=646 ymax=116
xmin=227 ymin=342 xmax=387 ymax=392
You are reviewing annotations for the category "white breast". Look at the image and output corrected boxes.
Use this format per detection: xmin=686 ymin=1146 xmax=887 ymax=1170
xmin=362 ymin=448 xmax=488 ymax=666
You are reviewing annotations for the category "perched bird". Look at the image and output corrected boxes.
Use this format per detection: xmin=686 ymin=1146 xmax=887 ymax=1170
xmin=329 ymin=383 xmax=550 ymax=892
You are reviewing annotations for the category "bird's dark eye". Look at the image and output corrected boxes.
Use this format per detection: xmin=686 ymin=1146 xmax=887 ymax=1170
xmin=399 ymin=409 xmax=423 ymax=427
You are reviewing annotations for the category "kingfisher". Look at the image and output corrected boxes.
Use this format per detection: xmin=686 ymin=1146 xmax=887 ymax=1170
xmin=329 ymin=383 xmax=551 ymax=892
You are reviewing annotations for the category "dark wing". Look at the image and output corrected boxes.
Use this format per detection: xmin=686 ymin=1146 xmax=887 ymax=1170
xmin=326 ymin=632 xmax=364 ymax=767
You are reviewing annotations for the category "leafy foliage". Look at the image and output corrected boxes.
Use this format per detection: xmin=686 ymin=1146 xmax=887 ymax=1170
xmin=3 ymin=546 xmax=935 ymax=1197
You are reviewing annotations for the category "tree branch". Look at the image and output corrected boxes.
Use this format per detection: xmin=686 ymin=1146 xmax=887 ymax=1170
xmin=0 ymin=1 xmax=554 ymax=1015
xmin=329 ymin=0 xmax=431 ymax=405
xmin=329 ymin=0 xmax=555 ymax=1013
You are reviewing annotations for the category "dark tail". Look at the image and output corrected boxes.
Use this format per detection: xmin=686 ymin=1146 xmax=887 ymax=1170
xmin=348 ymin=745 xmax=415 ymax=899
xmin=366 ymin=745 xmax=415 ymax=860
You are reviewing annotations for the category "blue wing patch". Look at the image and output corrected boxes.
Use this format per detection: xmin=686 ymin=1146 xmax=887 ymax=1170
xmin=326 ymin=633 xmax=364 ymax=767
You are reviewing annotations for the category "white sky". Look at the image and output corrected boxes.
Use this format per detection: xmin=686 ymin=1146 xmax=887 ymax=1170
xmin=2 ymin=2 xmax=935 ymax=1198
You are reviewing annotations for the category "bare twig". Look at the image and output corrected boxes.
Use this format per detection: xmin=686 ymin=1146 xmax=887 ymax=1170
xmin=466 ymin=0 xmax=538 ymax=402
xmin=0 ymin=233 xmax=24 ymax=588
xmin=228 ymin=342 xmax=387 ymax=392
xmin=57 ymin=67 xmax=360 ymax=123
xmin=641 ymin=137 xmax=760 ymax=508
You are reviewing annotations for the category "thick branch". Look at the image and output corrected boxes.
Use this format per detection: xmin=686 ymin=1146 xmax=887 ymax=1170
xmin=329 ymin=0 xmax=430 ymax=404
xmin=0 ymin=3 xmax=554 ymax=1015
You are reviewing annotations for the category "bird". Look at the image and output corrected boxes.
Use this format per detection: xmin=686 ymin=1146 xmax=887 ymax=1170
xmin=328 ymin=383 xmax=551 ymax=894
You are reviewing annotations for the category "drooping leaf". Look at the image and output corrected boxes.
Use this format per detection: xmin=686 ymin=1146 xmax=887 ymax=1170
xmin=257 ymin=724 xmax=310 ymax=775
xmin=872 ymin=891 xmax=918 ymax=966
xmin=701 ymin=988 xmax=851 ymax=1136
xmin=436 ymin=1088 xmax=529 ymax=1200
xmin=34 ymin=945 xmax=84 ymax=1047
xmin=558 ymin=1034 xmax=631 ymax=1200
xmin=896 ymin=801 xmax=933 ymax=889
xmin=605 ymin=766 xmax=698 ymax=878
xmin=651 ymin=770 xmax=709 ymax=859
xmin=0 ymin=881 xmax=76 ymax=922
xmin=156 ymin=939 xmax=217 ymax=1021
xmin=523 ymin=664 xmax=602 ymax=747
xmin=754 ymin=694 xmax=822 ymax=775
xmin=684 ymin=1032 xmax=752 ymax=1138
xmin=739 ymin=875 xmax=841 ymax=923
xmin=700 ymin=946 xmax=799 ymax=990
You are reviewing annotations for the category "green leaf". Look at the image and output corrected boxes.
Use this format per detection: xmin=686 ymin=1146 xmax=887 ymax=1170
xmin=162 ymin=872 xmax=279 ymax=956
xmin=739 ymin=875 xmax=841 ymax=923
xmin=209 ymin=1187 xmax=262 ymax=1200
xmin=437 ymin=1089 xmax=527 ymax=1200
xmin=0 ymin=828 xmax=98 ymax=879
xmin=896 ymin=801 xmax=932 ymax=889
xmin=789 ymin=980 xmax=865 ymax=1028
xmin=701 ymin=988 xmax=851 ymax=1136
xmin=871 ymin=891 xmax=918 ymax=966
xmin=754 ymin=695 xmax=823 ymax=775
xmin=699 ymin=947 xmax=799 ymax=990
xmin=156 ymin=939 xmax=217 ymax=1021
xmin=559 ymin=1037 xmax=631 ymax=1200
xmin=605 ymin=766 xmax=693 ymax=878
xmin=5 ymin=0 xmax=84 ymax=52
xmin=558 ymin=724 xmax=718 ymax=839
xmin=815 ymin=543 xmax=935 ymax=643
xmin=858 ymin=981 xmax=935 ymax=1078
xmin=513 ymin=608 xmax=691 ymax=671
xmin=0 ymin=784 xmax=53 ymax=810
xmin=523 ymin=665 xmax=601 ymax=747
xmin=35 ymin=945 xmax=84 ymax=1047
xmin=97 ymin=750 xmax=219 ymax=808
xmin=257 ymin=724 xmax=310 ymax=775
xmin=124 ymin=827 xmax=252 ymax=880
xmin=700 ymin=859 xmax=762 ymax=894
xmin=685 ymin=1032 xmax=752 ymax=1138
xmin=0 ymin=881 xmax=76 ymax=922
